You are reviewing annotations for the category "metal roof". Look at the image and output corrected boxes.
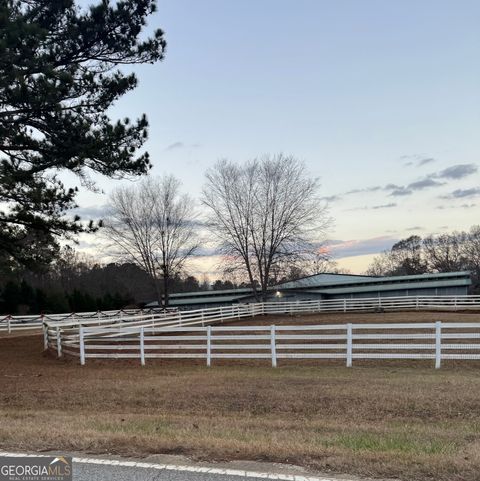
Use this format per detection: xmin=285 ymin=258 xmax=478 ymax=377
xmin=302 ymin=278 xmax=471 ymax=295
xmin=275 ymin=273 xmax=376 ymax=289
xmin=275 ymin=271 xmax=471 ymax=290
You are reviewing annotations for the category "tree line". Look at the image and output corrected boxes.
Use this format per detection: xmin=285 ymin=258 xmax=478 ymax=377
xmin=0 ymin=246 xmax=246 ymax=315
xmin=366 ymin=226 xmax=480 ymax=292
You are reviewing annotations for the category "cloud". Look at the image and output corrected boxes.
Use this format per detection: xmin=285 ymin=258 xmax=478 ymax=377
xmin=346 ymin=203 xmax=396 ymax=211
xmin=165 ymin=141 xmax=185 ymax=151
xmin=71 ymin=205 xmax=110 ymax=219
xmin=441 ymin=187 xmax=480 ymax=199
xmin=345 ymin=177 xmax=443 ymax=199
xmin=400 ymin=154 xmax=436 ymax=167
xmin=320 ymin=195 xmax=341 ymax=202
xmin=192 ymin=246 xmax=218 ymax=257
xmin=340 ymin=163 xmax=476 ymax=201
xmin=165 ymin=142 xmax=201 ymax=151
xmin=345 ymin=186 xmax=382 ymax=195
xmin=407 ymin=178 xmax=445 ymax=190
xmin=372 ymin=203 xmax=396 ymax=209
xmin=436 ymin=201 xmax=477 ymax=210
xmin=389 ymin=187 xmax=412 ymax=196
xmin=406 ymin=226 xmax=422 ymax=231
xmin=418 ymin=157 xmax=436 ymax=166
xmin=326 ymin=236 xmax=397 ymax=258
xmin=433 ymin=163 xmax=478 ymax=180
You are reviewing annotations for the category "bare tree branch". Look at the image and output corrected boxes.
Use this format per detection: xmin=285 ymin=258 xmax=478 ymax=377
xmin=202 ymin=154 xmax=331 ymax=301
xmin=103 ymin=176 xmax=199 ymax=307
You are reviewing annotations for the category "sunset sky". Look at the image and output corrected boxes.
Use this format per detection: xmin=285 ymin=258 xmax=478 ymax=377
xmin=72 ymin=0 xmax=480 ymax=277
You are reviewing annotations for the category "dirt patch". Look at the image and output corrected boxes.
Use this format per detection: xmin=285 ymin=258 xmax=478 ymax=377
xmin=214 ymin=309 xmax=480 ymax=326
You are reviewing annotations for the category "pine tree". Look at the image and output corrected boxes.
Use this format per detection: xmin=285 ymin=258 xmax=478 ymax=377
xmin=0 ymin=0 xmax=166 ymax=267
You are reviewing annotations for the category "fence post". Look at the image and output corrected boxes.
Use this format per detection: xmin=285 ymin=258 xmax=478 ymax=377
xmin=43 ymin=323 xmax=48 ymax=351
xmin=7 ymin=315 xmax=11 ymax=334
xmin=454 ymin=297 xmax=457 ymax=311
xmin=201 ymin=310 xmax=205 ymax=327
xmin=415 ymin=297 xmax=419 ymax=310
xmin=207 ymin=326 xmax=212 ymax=367
xmin=140 ymin=327 xmax=145 ymax=366
xmin=79 ymin=326 xmax=85 ymax=366
xmin=435 ymin=321 xmax=442 ymax=369
xmin=346 ymin=323 xmax=353 ymax=367
xmin=56 ymin=327 xmax=62 ymax=358
xmin=343 ymin=299 xmax=347 ymax=313
xmin=270 ymin=325 xmax=277 ymax=368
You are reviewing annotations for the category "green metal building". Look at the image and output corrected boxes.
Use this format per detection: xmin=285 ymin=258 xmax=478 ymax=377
xmin=146 ymin=271 xmax=472 ymax=310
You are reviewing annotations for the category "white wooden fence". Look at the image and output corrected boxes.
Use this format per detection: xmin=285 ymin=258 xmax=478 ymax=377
xmin=43 ymin=303 xmax=263 ymax=354
xmin=3 ymin=294 xmax=480 ymax=347
xmin=41 ymin=295 xmax=480 ymax=348
xmin=36 ymin=294 xmax=480 ymax=337
xmin=0 ymin=307 xmax=168 ymax=333
xmin=49 ymin=321 xmax=480 ymax=369
xmin=0 ymin=296 xmax=475 ymax=334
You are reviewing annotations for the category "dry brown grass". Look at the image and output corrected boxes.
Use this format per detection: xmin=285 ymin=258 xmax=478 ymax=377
xmin=1 ymin=311 xmax=480 ymax=481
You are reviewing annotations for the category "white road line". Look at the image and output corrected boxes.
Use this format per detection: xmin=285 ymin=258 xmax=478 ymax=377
xmin=0 ymin=451 xmax=345 ymax=481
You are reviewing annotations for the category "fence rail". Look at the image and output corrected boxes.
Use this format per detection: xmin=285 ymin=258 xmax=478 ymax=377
xmin=49 ymin=321 xmax=480 ymax=369
xmin=0 ymin=307 xmax=173 ymax=333
xmin=4 ymin=294 xmax=480 ymax=334
xmin=6 ymin=295 xmax=480 ymax=363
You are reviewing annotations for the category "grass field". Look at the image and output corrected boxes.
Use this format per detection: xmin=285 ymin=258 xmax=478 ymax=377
xmin=1 ymin=311 xmax=480 ymax=480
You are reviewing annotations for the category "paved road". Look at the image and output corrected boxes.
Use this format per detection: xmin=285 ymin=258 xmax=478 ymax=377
xmin=0 ymin=451 xmax=372 ymax=481
xmin=72 ymin=457 xmax=338 ymax=481
xmin=75 ymin=462 xmax=253 ymax=481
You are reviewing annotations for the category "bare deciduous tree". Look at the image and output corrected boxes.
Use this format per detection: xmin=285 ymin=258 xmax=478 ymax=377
xmin=202 ymin=154 xmax=330 ymax=301
xmin=365 ymin=228 xmax=480 ymax=290
xmin=423 ymin=233 xmax=467 ymax=273
xmin=103 ymin=176 xmax=198 ymax=307
xmin=463 ymin=226 xmax=480 ymax=283
xmin=365 ymin=236 xmax=428 ymax=276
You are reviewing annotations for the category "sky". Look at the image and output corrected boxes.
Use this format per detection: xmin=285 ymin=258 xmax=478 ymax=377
xmin=73 ymin=0 xmax=480 ymax=276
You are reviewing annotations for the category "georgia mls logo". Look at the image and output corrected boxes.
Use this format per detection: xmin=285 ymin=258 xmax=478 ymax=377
xmin=0 ymin=455 xmax=72 ymax=481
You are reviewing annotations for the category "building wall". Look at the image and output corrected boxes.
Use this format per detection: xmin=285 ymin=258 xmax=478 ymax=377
xmin=166 ymin=274 xmax=471 ymax=309
xmin=315 ymin=285 xmax=469 ymax=300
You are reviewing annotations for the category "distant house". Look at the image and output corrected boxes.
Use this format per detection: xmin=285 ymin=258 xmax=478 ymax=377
xmin=146 ymin=271 xmax=472 ymax=310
